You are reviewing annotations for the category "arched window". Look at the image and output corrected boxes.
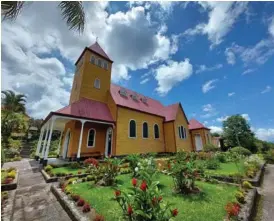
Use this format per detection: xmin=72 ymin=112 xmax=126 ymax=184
xmin=90 ymin=55 xmax=95 ymax=64
xmin=129 ymin=120 xmax=136 ymax=138
xmin=143 ymin=122 xmax=148 ymax=138
xmin=94 ymin=78 xmax=100 ymax=89
xmin=87 ymin=129 xmax=96 ymax=147
xmin=154 ymin=124 xmax=159 ymax=139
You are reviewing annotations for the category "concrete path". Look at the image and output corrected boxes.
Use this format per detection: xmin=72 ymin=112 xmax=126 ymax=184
xmin=261 ymin=164 xmax=274 ymax=221
xmin=3 ymin=159 xmax=71 ymax=221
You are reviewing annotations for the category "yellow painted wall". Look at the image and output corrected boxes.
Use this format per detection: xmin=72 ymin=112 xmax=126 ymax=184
xmin=173 ymin=108 xmax=192 ymax=151
xmin=164 ymin=122 xmax=176 ymax=152
xmin=60 ymin=120 xmax=76 ymax=157
xmin=190 ymin=128 xmax=211 ymax=151
xmin=107 ymin=91 xmax=117 ymax=121
xmin=115 ymin=107 xmax=165 ymax=155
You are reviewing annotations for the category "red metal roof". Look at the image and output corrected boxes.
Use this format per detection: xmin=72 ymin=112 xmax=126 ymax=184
xmin=110 ymin=84 xmax=186 ymax=122
xmin=188 ymin=119 xmax=210 ymax=130
xmin=54 ymin=98 xmax=114 ymax=122
xmin=89 ymin=42 xmax=111 ymax=61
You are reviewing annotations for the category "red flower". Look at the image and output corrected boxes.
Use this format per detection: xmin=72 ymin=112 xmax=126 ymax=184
xmin=114 ymin=190 xmax=121 ymax=197
xmin=225 ymin=202 xmax=240 ymax=217
xmin=82 ymin=203 xmax=91 ymax=213
xmin=171 ymin=209 xmax=178 ymax=217
xmin=132 ymin=178 xmax=137 ymax=187
xmin=127 ymin=205 xmax=133 ymax=215
xmin=140 ymin=181 xmax=147 ymax=191
xmin=167 ymin=163 xmax=171 ymax=170
xmin=77 ymin=199 xmax=85 ymax=207
xmin=158 ymin=196 xmax=162 ymax=202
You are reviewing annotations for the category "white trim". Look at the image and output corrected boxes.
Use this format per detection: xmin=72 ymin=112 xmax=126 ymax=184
xmin=94 ymin=78 xmax=100 ymax=89
xmin=105 ymin=127 xmax=113 ymax=156
xmin=154 ymin=124 xmax=160 ymax=139
xmin=41 ymin=123 xmax=50 ymax=158
xmin=178 ymin=126 xmax=182 ymax=139
xmin=142 ymin=121 xmax=149 ymax=139
xmin=87 ymin=128 xmax=96 ymax=147
xmin=129 ymin=119 xmax=137 ymax=138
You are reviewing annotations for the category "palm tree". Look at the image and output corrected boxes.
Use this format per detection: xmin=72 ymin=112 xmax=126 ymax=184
xmin=1 ymin=90 xmax=27 ymax=113
xmin=1 ymin=1 xmax=85 ymax=33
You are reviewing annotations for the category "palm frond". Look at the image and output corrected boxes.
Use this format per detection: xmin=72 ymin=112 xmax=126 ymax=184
xmin=1 ymin=1 xmax=25 ymax=20
xmin=58 ymin=1 xmax=85 ymax=33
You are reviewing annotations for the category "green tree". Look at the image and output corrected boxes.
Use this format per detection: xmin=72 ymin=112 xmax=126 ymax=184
xmin=223 ymin=115 xmax=256 ymax=152
xmin=1 ymin=90 xmax=26 ymax=113
xmin=211 ymin=132 xmax=221 ymax=137
xmin=1 ymin=1 xmax=85 ymax=33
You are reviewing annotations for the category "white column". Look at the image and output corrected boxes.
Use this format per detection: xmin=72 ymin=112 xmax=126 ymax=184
xmin=41 ymin=123 xmax=50 ymax=159
xmin=77 ymin=120 xmax=86 ymax=159
xmin=57 ymin=130 xmax=63 ymax=158
xmin=44 ymin=117 xmax=55 ymax=161
xmin=35 ymin=126 xmax=45 ymax=158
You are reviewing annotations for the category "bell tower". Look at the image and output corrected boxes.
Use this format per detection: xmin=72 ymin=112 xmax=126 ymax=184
xmin=69 ymin=42 xmax=113 ymax=104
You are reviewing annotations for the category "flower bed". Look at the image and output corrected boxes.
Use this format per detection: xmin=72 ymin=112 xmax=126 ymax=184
xmin=1 ymin=168 xmax=18 ymax=191
xmin=64 ymin=174 xmax=237 ymax=221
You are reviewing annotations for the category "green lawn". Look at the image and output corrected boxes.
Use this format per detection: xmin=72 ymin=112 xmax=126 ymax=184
xmin=69 ymin=174 xmax=237 ymax=221
xmin=51 ymin=167 xmax=85 ymax=175
xmin=205 ymin=160 xmax=245 ymax=176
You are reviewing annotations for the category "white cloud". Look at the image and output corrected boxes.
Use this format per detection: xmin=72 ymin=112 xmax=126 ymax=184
xmin=241 ymin=114 xmax=250 ymax=121
xmin=217 ymin=116 xmax=229 ymax=122
xmin=225 ymin=48 xmax=236 ymax=65
xmin=269 ymin=16 xmax=274 ymax=38
xmin=202 ymin=79 xmax=218 ymax=93
xmin=225 ymin=39 xmax=274 ymax=65
xmin=154 ymin=59 xmax=193 ymax=96
xmin=261 ymin=85 xmax=272 ymax=94
xmin=184 ymin=2 xmax=248 ymax=47
xmin=196 ymin=64 xmax=223 ymax=74
xmin=228 ymin=92 xmax=235 ymax=97
xmin=1 ymin=2 xmax=177 ymax=118
xmin=255 ymin=128 xmax=274 ymax=142
xmin=209 ymin=126 xmax=223 ymax=134
xmin=201 ymin=104 xmax=218 ymax=118
xmin=242 ymin=69 xmax=256 ymax=75
xmin=140 ymin=78 xmax=150 ymax=84
xmin=202 ymin=104 xmax=214 ymax=112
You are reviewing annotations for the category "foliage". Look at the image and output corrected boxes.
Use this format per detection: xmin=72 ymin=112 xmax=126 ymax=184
xmin=205 ymin=157 xmax=220 ymax=170
xmin=211 ymin=132 xmax=221 ymax=137
xmin=1 ymin=90 xmax=26 ymax=113
xmin=71 ymin=194 xmax=80 ymax=202
xmin=94 ymin=214 xmax=105 ymax=221
xmin=7 ymin=170 xmax=16 ymax=179
xmin=82 ymin=203 xmax=91 ymax=213
xmin=114 ymin=177 xmax=176 ymax=221
xmin=204 ymin=143 xmax=219 ymax=152
xmin=197 ymin=151 xmax=213 ymax=160
xmin=4 ymin=148 xmax=20 ymax=159
xmin=223 ymin=115 xmax=256 ymax=152
xmin=84 ymin=158 xmax=99 ymax=167
xmin=230 ymin=146 xmax=252 ymax=156
xmin=243 ymin=155 xmax=263 ymax=178
xmin=7 ymin=137 xmax=22 ymax=150
xmin=215 ymin=152 xmax=227 ymax=163
xmin=126 ymin=154 xmax=141 ymax=177
xmin=135 ymin=156 xmax=158 ymax=182
xmin=242 ymin=181 xmax=252 ymax=189
xmin=69 ymin=162 xmax=81 ymax=169
xmin=235 ymin=191 xmax=245 ymax=204
xmin=264 ymin=149 xmax=274 ymax=164
xmin=1 ymin=1 xmax=85 ymax=33
xmin=225 ymin=202 xmax=240 ymax=218
xmin=168 ymin=151 xmax=203 ymax=194
xmin=254 ymin=139 xmax=274 ymax=153
xmin=45 ymin=165 xmax=53 ymax=172
xmin=77 ymin=198 xmax=85 ymax=206
xmin=1 ymin=191 xmax=8 ymax=202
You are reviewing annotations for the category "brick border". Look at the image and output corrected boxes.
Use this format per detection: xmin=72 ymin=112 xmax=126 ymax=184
xmin=51 ymin=185 xmax=95 ymax=221
xmin=1 ymin=170 xmax=19 ymax=191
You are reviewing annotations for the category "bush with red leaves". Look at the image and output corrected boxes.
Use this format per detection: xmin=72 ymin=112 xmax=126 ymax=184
xmin=4 ymin=178 xmax=13 ymax=184
xmin=77 ymin=198 xmax=85 ymax=207
xmin=225 ymin=202 xmax=241 ymax=218
xmin=71 ymin=194 xmax=80 ymax=202
xmin=82 ymin=203 xmax=91 ymax=213
xmin=83 ymin=158 xmax=99 ymax=167
xmin=94 ymin=214 xmax=105 ymax=221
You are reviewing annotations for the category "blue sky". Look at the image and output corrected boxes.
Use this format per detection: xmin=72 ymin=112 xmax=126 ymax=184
xmin=1 ymin=1 xmax=274 ymax=141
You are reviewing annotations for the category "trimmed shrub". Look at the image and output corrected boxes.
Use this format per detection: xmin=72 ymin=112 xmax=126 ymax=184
xmin=204 ymin=143 xmax=219 ymax=152
xmin=44 ymin=165 xmax=53 ymax=172
xmin=242 ymin=181 xmax=253 ymax=189
xmin=235 ymin=191 xmax=245 ymax=204
xmin=86 ymin=175 xmax=93 ymax=181
xmin=7 ymin=171 xmax=16 ymax=179
xmin=7 ymin=167 xmax=16 ymax=173
xmin=215 ymin=152 xmax=227 ymax=163
xmin=82 ymin=203 xmax=91 ymax=213
xmin=69 ymin=162 xmax=81 ymax=169
xmin=230 ymin=146 xmax=252 ymax=156
xmin=205 ymin=158 xmax=220 ymax=170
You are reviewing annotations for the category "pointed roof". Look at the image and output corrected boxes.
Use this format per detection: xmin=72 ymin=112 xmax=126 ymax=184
xmin=89 ymin=42 xmax=111 ymax=60
xmin=188 ymin=119 xmax=210 ymax=130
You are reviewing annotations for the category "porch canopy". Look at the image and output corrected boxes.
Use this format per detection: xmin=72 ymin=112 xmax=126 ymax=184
xmin=35 ymin=98 xmax=115 ymax=165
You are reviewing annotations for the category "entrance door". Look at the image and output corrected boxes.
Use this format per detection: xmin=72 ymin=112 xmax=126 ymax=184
xmin=105 ymin=128 xmax=113 ymax=156
xmin=195 ymin=134 xmax=203 ymax=151
xmin=62 ymin=130 xmax=71 ymax=159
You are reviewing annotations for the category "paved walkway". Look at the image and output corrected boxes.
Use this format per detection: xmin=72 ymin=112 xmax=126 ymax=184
xmin=261 ymin=164 xmax=274 ymax=221
xmin=3 ymin=159 xmax=71 ymax=221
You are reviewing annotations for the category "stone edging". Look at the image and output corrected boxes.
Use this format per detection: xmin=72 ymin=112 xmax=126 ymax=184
xmin=238 ymin=188 xmax=258 ymax=221
xmin=243 ymin=163 xmax=266 ymax=187
xmin=51 ymin=185 xmax=95 ymax=221
xmin=1 ymin=190 xmax=16 ymax=221
xmin=1 ymin=170 xmax=19 ymax=191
